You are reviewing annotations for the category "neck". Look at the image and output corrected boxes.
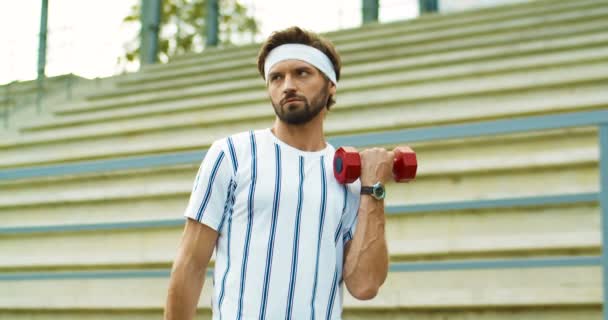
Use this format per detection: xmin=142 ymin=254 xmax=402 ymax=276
xmin=271 ymin=116 xmax=326 ymax=152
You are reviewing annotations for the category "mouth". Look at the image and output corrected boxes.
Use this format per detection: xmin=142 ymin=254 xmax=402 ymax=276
xmin=282 ymin=98 xmax=304 ymax=106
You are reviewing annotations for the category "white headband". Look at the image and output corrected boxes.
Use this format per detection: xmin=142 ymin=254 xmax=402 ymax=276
xmin=264 ymin=44 xmax=337 ymax=85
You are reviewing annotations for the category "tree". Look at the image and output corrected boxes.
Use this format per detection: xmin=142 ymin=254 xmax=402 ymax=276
xmin=120 ymin=0 xmax=258 ymax=65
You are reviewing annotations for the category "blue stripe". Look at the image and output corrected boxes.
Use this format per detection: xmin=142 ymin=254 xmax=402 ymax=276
xmin=343 ymin=202 xmax=359 ymax=243
xmin=218 ymin=179 xmax=237 ymax=239
xmin=325 ymin=267 xmax=339 ymax=320
xmin=237 ymin=131 xmax=257 ymax=320
xmin=311 ymin=156 xmax=327 ymax=320
xmin=343 ymin=230 xmax=352 ymax=243
xmin=217 ymin=181 xmax=236 ymax=320
xmin=286 ymin=156 xmax=305 ymax=319
xmin=193 ymin=171 xmax=201 ymax=192
xmin=195 ymin=151 xmax=225 ymax=222
xmin=259 ymin=143 xmax=282 ymax=320
xmin=333 ymin=219 xmax=344 ymax=244
xmin=227 ymin=136 xmax=238 ymax=174
xmin=334 ymin=185 xmax=348 ymax=243
xmin=340 ymin=184 xmax=358 ymax=243
xmin=328 ymin=179 xmax=346 ymax=320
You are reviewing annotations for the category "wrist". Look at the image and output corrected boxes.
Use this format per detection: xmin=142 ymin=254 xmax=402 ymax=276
xmin=360 ymin=175 xmax=380 ymax=186
xmin=360 ymin=181 xmax=385 ymax=200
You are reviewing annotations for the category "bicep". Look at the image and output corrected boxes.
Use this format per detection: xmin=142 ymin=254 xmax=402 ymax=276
xmin=165 ymin=219 xmax=218 ymax=318
xmin=175 ymin=218 xmax=219 ymax=273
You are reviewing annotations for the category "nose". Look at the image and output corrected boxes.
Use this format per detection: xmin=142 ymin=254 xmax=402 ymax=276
xmin=282 ymin=74 xmax=296 ymax=93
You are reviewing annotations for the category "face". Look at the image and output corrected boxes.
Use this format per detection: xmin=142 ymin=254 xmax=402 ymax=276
xmin=267 ymin=59 xmax=336 ymax=125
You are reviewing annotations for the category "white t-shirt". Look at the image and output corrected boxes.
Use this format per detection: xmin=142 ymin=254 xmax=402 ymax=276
xmin=184 ymin=128 xmax=361 ymax=320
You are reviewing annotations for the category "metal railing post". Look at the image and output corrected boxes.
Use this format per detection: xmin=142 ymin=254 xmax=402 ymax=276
xmin=140 ymin=0 xmax=161 ymax=65
xmin=362 ymin=0 xmax=379 ymax=24
xmin=419 ymin=0 xmax=439 ymax=14
xmin=600 ymin=124 xmax=608 ymax=320
xmin=37 ymin=0 xmax=49 ymax=114
xmin=206 ymin=0 xmax=219 ymax=46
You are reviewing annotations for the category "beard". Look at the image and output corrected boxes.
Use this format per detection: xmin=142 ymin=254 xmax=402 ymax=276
xmin=271 ymin=86 xmax=330 ymax=125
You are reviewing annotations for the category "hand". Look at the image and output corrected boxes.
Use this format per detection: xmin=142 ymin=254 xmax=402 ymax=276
xmin=359 ymin=147 xmax=394 ymax=186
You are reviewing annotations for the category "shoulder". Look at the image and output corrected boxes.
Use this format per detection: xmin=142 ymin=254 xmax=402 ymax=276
xmin=221 ymin=130 xmax=261 ymax=157
xmin=208 ymin=129 xmax=270 ymax=172
xmin=208 ymin=130 xmax=253 ymax=155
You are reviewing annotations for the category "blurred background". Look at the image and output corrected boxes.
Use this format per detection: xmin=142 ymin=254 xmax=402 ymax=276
xmin=0 ymin=0 xmax=531 ymax=84
xmin=1 ymin=0 xmax=607 ymax=319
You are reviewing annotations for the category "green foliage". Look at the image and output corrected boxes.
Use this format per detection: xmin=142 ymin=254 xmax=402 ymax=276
xmin=121 ymin=0 xmax=258 ymax=65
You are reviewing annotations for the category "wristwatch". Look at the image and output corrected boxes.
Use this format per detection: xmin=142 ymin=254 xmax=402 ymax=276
xmin=360 ymin=182 xmax=386 ymax=200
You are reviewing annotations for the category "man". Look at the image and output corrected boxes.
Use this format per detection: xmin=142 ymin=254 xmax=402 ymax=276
xmin=165 ymin=26 xmax=394 ymax=320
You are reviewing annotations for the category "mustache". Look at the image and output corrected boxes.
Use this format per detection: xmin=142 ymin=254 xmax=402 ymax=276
xmin=280 ymin=93 xmax=306 ymax=105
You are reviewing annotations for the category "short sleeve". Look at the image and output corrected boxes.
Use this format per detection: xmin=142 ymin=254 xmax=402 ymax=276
xmin=183 ymin=139 xmax=234 ymax=231
xmin=342 ymin=181 xmax=361 ymax=243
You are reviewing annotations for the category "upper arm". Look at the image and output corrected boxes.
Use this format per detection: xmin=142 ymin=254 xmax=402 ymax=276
xmin=175 ymin=218 xmax=219 ymax=271
xmin=184 ymin=139 xmax=236 ymax=231
xmin=165 ymin=218 xmax=218 ymax=319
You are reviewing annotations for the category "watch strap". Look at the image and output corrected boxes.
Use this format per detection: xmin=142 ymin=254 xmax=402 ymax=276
xmin=360 ymin=186 xmax=374 ymax=195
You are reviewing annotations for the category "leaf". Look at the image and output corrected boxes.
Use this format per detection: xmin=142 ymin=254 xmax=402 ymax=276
xmin=118 ymin=0 xmax=258 ymax=70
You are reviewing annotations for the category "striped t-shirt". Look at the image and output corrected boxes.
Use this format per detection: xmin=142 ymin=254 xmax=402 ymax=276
xmin=184 ymin=128 xmax=360 ymax=320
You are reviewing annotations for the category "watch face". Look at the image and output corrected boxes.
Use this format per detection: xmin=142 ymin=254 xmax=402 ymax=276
xmin=372 ymin=182 xmax=385 ymax=200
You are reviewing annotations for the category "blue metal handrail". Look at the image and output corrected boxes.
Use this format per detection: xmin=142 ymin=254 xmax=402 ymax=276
xmin=0 ymin=192 xmax=598 ymax=235
xmin=1 ymin=109 xmax=607 ymax=181
xmin=0 ymin=255 xmax=599 ymax=281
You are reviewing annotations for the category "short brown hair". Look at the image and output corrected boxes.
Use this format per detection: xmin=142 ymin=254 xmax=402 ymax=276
xmin=257 ymin=26 xmax=342 ymax=109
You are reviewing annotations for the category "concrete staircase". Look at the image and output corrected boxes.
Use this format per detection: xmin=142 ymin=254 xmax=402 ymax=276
xmin=1 ymin=0 xmax=607 ymax=318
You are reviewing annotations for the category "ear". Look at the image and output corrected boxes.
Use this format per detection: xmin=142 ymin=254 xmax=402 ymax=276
xmin=328 ymin=81 xmax=337 ymax=96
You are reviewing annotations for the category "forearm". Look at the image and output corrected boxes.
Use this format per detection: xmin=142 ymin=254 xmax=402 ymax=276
xmin=164 ymin=257 xmax=207 ymax=320
xmin=343 ymin=195 xmax=389 ymax=299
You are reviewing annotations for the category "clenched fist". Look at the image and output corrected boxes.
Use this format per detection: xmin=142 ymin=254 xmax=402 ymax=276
xmin=359 ymin=147 xmax=394 ymax=186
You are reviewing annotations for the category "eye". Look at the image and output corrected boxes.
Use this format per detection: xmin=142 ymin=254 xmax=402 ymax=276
xmin=269 ymin=74 xmax=282 ymax=82
xmin=298 ymin=70 xmax=310 ymax=76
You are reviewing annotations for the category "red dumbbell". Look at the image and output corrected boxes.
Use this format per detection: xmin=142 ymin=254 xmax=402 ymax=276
xmin=333 ymin=146 xmax=417 ymax=184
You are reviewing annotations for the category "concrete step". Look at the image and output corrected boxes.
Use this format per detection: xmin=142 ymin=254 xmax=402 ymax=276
xmin=89 ymin=26 xmax=606 ymax=102
xmin=135 ymin=0 xmax=604 ymax=75
xmin=387 ymin=204 xmax=599 ymax=261
xmin=22 ymin=36 xmax=608 ymax=133
xmin=0 ymin=266 xmax=600 ymax=311
xmin=55 ymin=18 xmax=608 ymax=114
xmin=0 ymin=61 xmax=605 ymax=168
xmin=0 ymin=191 xmax=186 ymax=228
xmin=2 ymin=307 xmax=598 ymax=320
xmin=28 ymin=31 xmax=608 ymax=133
xmin=0 ymin=128 xmax=598 ymax=220
xmin=156 ymin=0 xmax=567 ymax=68
xmin=323 ymin=0 xmax=602 ymax=43
xmin=0 ymin=203 xmax=598 ymax=271
xmin=111 ymin=4 xmax=607 ymax=91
